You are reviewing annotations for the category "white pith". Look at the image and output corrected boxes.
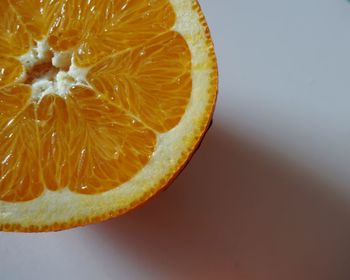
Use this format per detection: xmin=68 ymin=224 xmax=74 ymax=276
xmin=20 ymin=41 xmax=89 ymax=99
xmin=0 ymin=0 xmax=216 ymax=228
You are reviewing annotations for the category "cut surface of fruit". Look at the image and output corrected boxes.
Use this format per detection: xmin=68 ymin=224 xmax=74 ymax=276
xmin=0 ymin=0 xmax=217 ymax=232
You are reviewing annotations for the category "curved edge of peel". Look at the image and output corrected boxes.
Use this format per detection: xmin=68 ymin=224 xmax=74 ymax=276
xmin=0 ymin=0 xmax=219 ymax=232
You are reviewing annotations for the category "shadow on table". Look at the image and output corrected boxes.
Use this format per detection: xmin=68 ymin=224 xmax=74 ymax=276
xmin=91 ymin=121 xmax=350 ymax=280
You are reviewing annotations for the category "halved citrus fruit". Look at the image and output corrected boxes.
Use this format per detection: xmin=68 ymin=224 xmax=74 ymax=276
xmin=0 ymin=0 xmax=217 ymax=232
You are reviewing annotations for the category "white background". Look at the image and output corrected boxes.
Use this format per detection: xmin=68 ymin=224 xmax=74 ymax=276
xmin=1 ymin=1 xmax=350 ymax=279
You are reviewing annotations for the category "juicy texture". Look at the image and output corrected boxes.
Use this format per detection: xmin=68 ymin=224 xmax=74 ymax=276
xmin=0 ymin=1 xmax=31 ymax=56
xmin=0 ymin=57 xmax=24 ymax=88
xmin=0 ymin=85 xmax=43 ymax=202
xmin=88 ymin=31 xmax=192 ymax=132
xmin=0 ymin=0 xmax=192 ymax=202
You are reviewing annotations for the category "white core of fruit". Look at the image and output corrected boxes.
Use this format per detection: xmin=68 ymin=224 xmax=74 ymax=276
xmin=20 ymin=40 xmax=51 ymax=70
xmin=20 ymin=40 xmax=89 ymax=100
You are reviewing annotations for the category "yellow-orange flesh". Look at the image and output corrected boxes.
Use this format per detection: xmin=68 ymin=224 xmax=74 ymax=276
xmin=0 ymin=0 xmax=192 ymax=202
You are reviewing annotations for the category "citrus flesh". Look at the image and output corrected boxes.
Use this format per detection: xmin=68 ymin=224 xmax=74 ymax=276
xmin=0 ymin=0 xmax=217 ymax=232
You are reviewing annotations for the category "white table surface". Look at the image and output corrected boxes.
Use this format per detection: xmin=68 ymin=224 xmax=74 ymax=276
xmin=1 ymin=1 xmax=350 ymax=279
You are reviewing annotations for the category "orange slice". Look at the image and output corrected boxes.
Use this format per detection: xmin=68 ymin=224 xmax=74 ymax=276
xmin=0 ymin=0 xmax=217 ymax=232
